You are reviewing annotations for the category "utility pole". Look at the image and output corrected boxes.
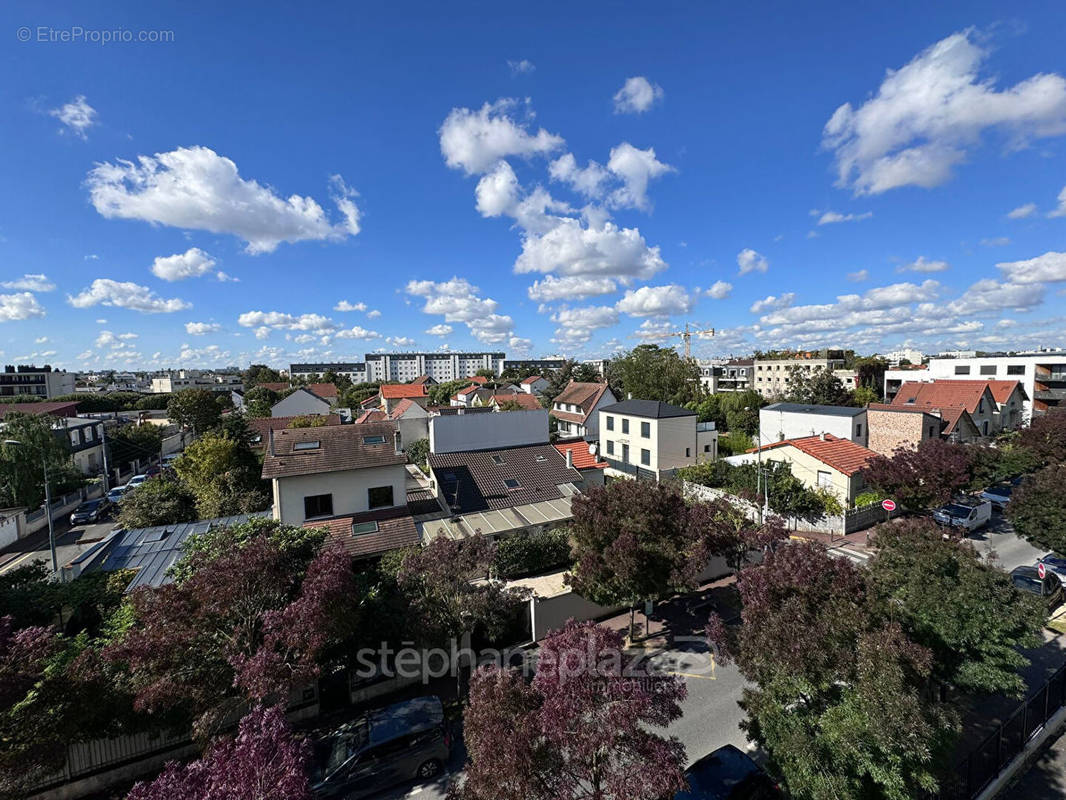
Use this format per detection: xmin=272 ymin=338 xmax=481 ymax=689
xmin=99 ymin=422 xmax=111 ymax=492
xmin=3 ymin=439 xmax=58 ymax=574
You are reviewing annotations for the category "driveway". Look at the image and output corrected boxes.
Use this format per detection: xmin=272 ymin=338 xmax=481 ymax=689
xmin=965 ymin=509 xmax=1046 ymax=572
xmin=0 ymin=517 xmax=116 ymax=574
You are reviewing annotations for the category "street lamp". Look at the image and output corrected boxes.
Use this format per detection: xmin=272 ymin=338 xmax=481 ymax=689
xmin=3 ymin=439 xmax=58 ymax=573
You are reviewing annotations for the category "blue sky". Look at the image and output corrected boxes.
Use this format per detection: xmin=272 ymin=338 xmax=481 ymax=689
xmin=2 ymin=1 xmax=1065 ymax=370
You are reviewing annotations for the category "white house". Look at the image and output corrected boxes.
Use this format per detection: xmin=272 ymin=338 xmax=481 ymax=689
xmin=549 ymin=381 xmax=616 ymax=441
xmin=597 ymin=399 xmax=717 ymax=482
xmin=262 ymin=421 xmax=408 ymax=527
xmin=755 ymin=433 xmax=879 ymax=506
xmin=520 ymin=375 xmax=549 ymax=395
xmin=759 ymin=403 xmax=868 ymax=448
xmin=271 ymin=387 xmax=333 ymax=418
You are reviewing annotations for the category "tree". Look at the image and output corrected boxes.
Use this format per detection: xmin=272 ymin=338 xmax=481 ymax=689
xmin=868 ymin=519 xmax=1044 ymax=696
xmin=860 ymin=438 xmax=973 ymax=511
xmin=1016 ymin=410 xmax=1066 ymax=467
xmin=0 ymin=412 xmax=78 ymax=509
xmin=174 ymin=430 xmax=269 ymax=519
xmin=571 ymin=363 xmax=601 ymax=383
xmin=965 ymin=442 xmax=1039 ymax=490
xmin=851 ymin=385 xmax=880 ymax=407
xmin=693 ymin=500 xmax=788 ymax=574
xmin=718 ymin=390 xmax=765 ymax=436
xmin=100 ymin=521 xmax=353 ymax=737
xmin=168 ymin=389 xmax=224 ymax=434
xmin=607 ymin=345 xmax=701 ymax=405
xmin=242 ymin=364 xmax=283 ymax=389
xmin=541 ymin=361 xmax=576 ymax=405
xmin=475 ymin=368 xmax=497 ymax=379
xmin=406 ymin=437 xmax=430 ymax=470
xmin=455 ymin=621 xmax=687 ymax=800
xmin=126 ymin=705 xmax=311 ymax=800
xmin=708 ymin=543 xmax=955 ymax=800
xmin=243 ymin=386 xmax=279 ymax=418
xmin=428 ymin=379 xmax=471 ymax=407
xmin=1009 ymin=464 xmax=1066 ymax=554
xmin=493 ymin=528 xmax=572 ymax=578
xmin=396 ymin=534 xmax=527 ymax=647
xmin=286 ymin=415 xmax=330 ymax=428
xmin=849 ymin=356 xmax=888 ymax=400
xmin=108 ymin=423 xmax=165 ymax=472
xmin=566 ymin=481 xmax=709 ymax=637
xmin=118 ymin=478 xmax=198 ymax=529
xmin=785 ymin=366 xmax=850 ymax=406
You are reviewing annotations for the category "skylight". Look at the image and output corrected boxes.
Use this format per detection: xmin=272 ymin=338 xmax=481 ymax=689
xmin=503 ymin=478 xmax=521 ymax=489
xmin=293 ymin=440 xmax=320 ymax=451
xmin=363 ymin=435 xmax=387 ymax=444
xmin=352 ymin=521 xmax=379 ymax=535
xmin=491 ymin=455 xmax=506 ymax=465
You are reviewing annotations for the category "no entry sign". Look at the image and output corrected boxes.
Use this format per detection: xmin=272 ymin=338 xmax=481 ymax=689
xmin=881 ymin=499 xmax=897 ymax=512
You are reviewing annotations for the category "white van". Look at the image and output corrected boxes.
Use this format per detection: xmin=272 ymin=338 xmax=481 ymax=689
xmin=933 ymin=498 xmax=992 ymax=531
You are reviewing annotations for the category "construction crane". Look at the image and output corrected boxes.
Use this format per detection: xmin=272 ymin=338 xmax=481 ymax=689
xmin=670 ymin=322 xmax=715 ymax=359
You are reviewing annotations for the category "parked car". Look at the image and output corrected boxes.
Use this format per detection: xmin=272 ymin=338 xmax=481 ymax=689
xmin=126 ymin=474 xmax=149 ymax=488
xmin=311 ymin=696 xmax=450 ymax=799
xmin=145 ymin=464 xmax=163 ymax=478
xmin=106 ymin=485 xmax=129 ymax=505
xmin=1010 ymin=566 xmax=1064 ymax=611
xmin=161 ymin=453 xmax=182 ymax=468
xmin=932 ymin=498 xmax=992 ymax=531
xmin=70 ymin=498 xmax=112 ymax=525
xmin=980 ymin=484 xmax=1013 ymax=510
xmin=676 ymin=744 xmax=781 ymax=799
xmin=1039 ymin=556 xmax=1066 ymax=583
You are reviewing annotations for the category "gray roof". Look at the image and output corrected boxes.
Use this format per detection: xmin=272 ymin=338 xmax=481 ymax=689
xmin=72 ymin=511 xmax=271 ymax=591
xmin=762 ymin=402 xmax=865 ymax=417
xmin=598 ymin=399 xmax=695 ymax=419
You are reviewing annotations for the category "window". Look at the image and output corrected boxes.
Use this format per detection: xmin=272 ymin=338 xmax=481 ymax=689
xmin=304 ymin=493 xmax=333 ymax=519
xmin=622 ymin=444 xmax=630 ymax=463
xmin=816 ymin=470 xmax=832 ymax=489
xmin=491 ymin=455 xmax=506 ymax=465
xmin=293 ymin=440 xmax=320 ymax=451
xmin=503 ymin=478 xmax=521 ymax=489
xmin=980 ymin=365 xmax=996 ymax=376
xmin=352 ymin=521 xmax=379 ymax=535
xmin=606 ymin=440 xmax=615 ymax=455
xmin=855 ymin=423 xmax=863 ymax=438
xmin=640 ymin=448 xmax=650 ymax=466
xmin=640 ymin=421 xmax=651 ymax=438
xmin=368 ymin=486 xmax=394 ymax=509
xmin=621 ymin=419 xmax=629 ymax=434
xmin=955 ymin=366 xmax=971 ymax=375
xmin=704 ymin=443 xmax=711 ymax=453
xmin=685 ymin=447 xmax=691 ymax=457
xmin=606 ymin=416 xmax=614 ymax=431
xmin=363 ymin=435 xmax=387 ymax=445
xmin=1007 ymin=365 xmax=1025 ymax=376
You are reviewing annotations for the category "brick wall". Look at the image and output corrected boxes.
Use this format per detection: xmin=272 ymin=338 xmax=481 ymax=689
xmin=867 ymin=409 xmax=931 ymax=456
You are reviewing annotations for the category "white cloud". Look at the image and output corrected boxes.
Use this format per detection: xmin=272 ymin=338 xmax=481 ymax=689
xmin=406 ymin=277 xmax=518 ymax=344
xmin=847 ymin=269 xmax=869 ymax=282
xmin=823 ymin=30 xmax=1066 ymax=195
xmin=813 ymin=209 xmax=873 ymax=225
xmin=386 ymin=336 xmax=416 ymax=347
xmin=736 ymin=249 xmax=768 ymax=275
xmin=1007 ymin=202 xmax=1038 ymax=219
xmin=475 ymin=160 xmax=522 ymax=217
xmin=528 ymin=275 xmax=617 ymax=302
xmin=95 ymin=318 xmax=107 ymax=324
xmin=1049 ymin=185 xmax=1066 ymax=218
xmin=50 ymin=95 xmax=97 ymax=139
xmin=615 ymin=284 xmax=693 ymax=318
xmin=508 ymin=336 xmax=533 ymax=355
xmin=507 ymin=59 xmax=535 ymax=75
xmin=439 ymin=99 xmax=564 ymax=175
xmin=613 ymin=77 xmax=663 ymax=114
xmin=151 ymin=247 xmax=217 ymax=281
xmin=945 ymin=278 xmax=1044 ymax=314
xmin=1 ymin=273 xmax=56 ymax=292
xmin=997 ymin=251 xmax=1066 ymax=284
xmin=334 ymin=300 xmax=368 ymax=312
xmin=86 ymin=146 xmax=360 ymax=254
xmin=515 ymin=215 xmax=667 ymax=280
xmin=425 ymin=324 xmax=453 ymax=337
xmin=335 ymin=326 xmax=381 ymax=341
xmin=634 ymin=320 xmax=676 ymax=341
xmin=68 ymin=279 xmax=190 ymax=313
xmin=35 ymin=337 xmax=48 ymax=344
xmin=605 ymin=143 xmax=675 ymax=210
xmin=548 ymin=154 xmax=610 ymax=199
xmin=94 ymin=330 xmax=138 ymax=349
xmin=749 ymin=293 xmax=795 ymax=314
xmin=979 ymin=237 xmax=1011 ymax=247
xmin=238 ymin=311 xmax=336 ymax=332
xmin=215 ymin=271 xmax=238 ymax=282
xmin=0 ymin=293 xmax=46 ymax=322
xmin=550 ymin=305 xmax=619 ymax=347
xmin=705 ymin=281 xmax=732 ymax=300
xmin=185 ymin=321 xmax=222 ymax=336
xmin=366 ymin=310 xmax=381 ymax=319
xmin=898 ymin=256 xmax=950 ymax=274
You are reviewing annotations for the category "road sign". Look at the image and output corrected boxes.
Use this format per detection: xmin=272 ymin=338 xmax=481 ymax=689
xmin=1039 ymin=562 xmax=1047 ymax=579
xmin=881 ymin=499 xmax=897 ymax=512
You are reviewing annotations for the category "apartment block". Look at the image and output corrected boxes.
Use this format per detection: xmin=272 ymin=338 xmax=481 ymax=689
xmin=0 ymin=364 xmax=75 ymax=399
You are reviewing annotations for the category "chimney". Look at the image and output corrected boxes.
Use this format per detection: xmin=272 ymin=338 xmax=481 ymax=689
xmin=627 ymin=392 xmax=632 ymax=400
xmin=819 ymin=432 xmax=827 ymax=441
xmin=394 ymin=430 xmax=403 ymax=455
xmin=565 ymin=449 xmax=573 ymax=469
xmin=268 ymin=427 xmax=276 ymax=457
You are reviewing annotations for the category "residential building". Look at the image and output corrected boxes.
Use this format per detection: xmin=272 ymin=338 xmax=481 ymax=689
xmin=866 ymin=405 xmax=953 ymax=456
xmin=553 ymin=440 xmax=608 ymax=489
xmin=883 ymin=353 xmax=1066 ymax=421
xmin=1 ymin=364 xmax=75 ymax=399
xmin=500 ymin=358 xmax=566 ymax=375
xmin=488 ymin=393 xmax=542 ymax=411
xmin=384 ymin=398 xmax=430 ymax=449
xmin=0 ymin=400 xmax=80 ymax=419
xmin=378 ymin=383 xmax=430 ymax=414
xmin=881 ymin=347 xmax=924 ymax=367
xmin=263 ymin=421 xmax=408 ymax=527
xmin=520 ymin=375 xmax=549 ymax=395
xmin=429 ymin=408 xmax=549 ymax=454
xmin=759 ymin=403 xmax=868 ymax=447
xmin=410 ymin=375 xmax=437 ymax=386
xmin=450 ymin=384 xmax=491 ymax=407
xmin=598 ymin=399 xmax=717 ymax=482
xmin=56 ymin=417 xmax=107 ymax=475
xmin=150 ymin=370 xmax=243 ymax=394
xmin=230 ymin=389 xmax=246 ymax=411
xmin=365 ymin=352 xmax=504 ymax=383
xmin=890 ymin=380 xmax=1002 ymax=436
xmin=755 ymin=433 xmax=879 ymax=505
xmin=549 ymin=381 xmax=616 ymax=441
xmin=271 ymin=387 xmax=333 ymax=418
xmin=752 ymin=354 xmax=847 ymax=398
xmin=247 ymin=414 xmax=343 ymax=452
xmin=580 ymin=359 xmax=610 ymax=377
xmin=289 ymin=362 xmax=368 ymax=383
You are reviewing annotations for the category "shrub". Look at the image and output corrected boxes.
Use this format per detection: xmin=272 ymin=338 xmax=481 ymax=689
xmin=494 ymin=528 xmax=573 ymax=578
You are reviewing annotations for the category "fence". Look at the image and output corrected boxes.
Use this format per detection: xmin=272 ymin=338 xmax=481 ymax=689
xmin=935 ymin=662 xmax=1066 ymax=799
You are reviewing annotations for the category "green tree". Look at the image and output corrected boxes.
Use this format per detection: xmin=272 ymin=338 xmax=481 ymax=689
xmin=427 ymin=379 xmax=471 ymax=407
xmin=849 ymin=356 xmax=888 ymax=399
xmin=851 ymin=385 xmax=880 ymax=407
xmin=1009 ymin=464 xmax=1066 ymax=554
xmin=0 ymin=413 xmax=77 ymax=509
xmin=607 ymin=345 xmax=701 ymax=405
xmin=541 ymin=362 xmax=576 ymax=405
xmin=406 ymin=437 xmax=429 ymax=470
xmin=1016 ymin=410 xmax=1066 ymax=467
xmin=118 ymin=478 xmax=199 ymax=529
xmin=340 ymin=381 xmax=381 ymax=408
xmin=108 ymin=423 xmax=164 ymax=471
xmin=242 ymin=364 xmax=283 ymax=390
xmin=718 ymin=390 xmax=765 ymax=436
xmin=571 ymin=362 xmax=601 ymax=383
xmin=868 ymin=519 xmax=1044 ymax=696
xmin=167 ymin=389 xmax=224 ymax=434
xmin=173 ymin=431 xmax=270 ymax=519
xmin=493 ymin=528 xmax=572 ymax=578
xmin=785 ymin=366 xmax=850 ymax=405
xmin=243 ymin=386 xmax=279 ymax=418
xmin=286 ymin=415 xmax=329 ymax=428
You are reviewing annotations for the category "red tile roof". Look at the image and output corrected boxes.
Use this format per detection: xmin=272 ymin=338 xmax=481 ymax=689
xmin=389 ymin=398 xmax=420 ymax=419
xmin=354 ymin=409 xmax=387 ymax=424
xmin=380 ymin=384 xmax=427 ymax=400
xmin=0 ymin=401 xmax=79 ymax=418
xmin=303 ymin=506 xmax=420 ymax=560
xmin=305 ymin=382 xmax=338 ymax=400
xmin=753 ymin=434 xmax=879 ymax=476
xmin=930 ymin=379 xmax=1026 ymax=404
xmin=491 ymin=393 xmax=541 ymax=410
xmin=410 ymin=375 xmax=433 ymax=385
xmin=470 ymin=375 xmax=489 ymax=385
xmin=255 ymin=382 xmax=290 ymax=393
xmin=262 ymin=421 xmax=404 ymax=479
xmin=520 ymin=375 xmax=544 ymax=384
xmin=867 ymin=403 xmax=973 ymax=435
xmin=891 ymin=381 xmax=993 ymax=415
xmin=554 ymin=441 xmax=608 ymax=470
xmin=550 ymin=381 xmax=610 ymax=423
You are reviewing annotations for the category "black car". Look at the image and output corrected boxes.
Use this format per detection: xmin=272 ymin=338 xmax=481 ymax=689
xmin=1010 ymin=566 xmax=1064 ymax=611
xmin=70 ymin=498 xmax=112 ymax=526
xmin=676 ymin=745 xmax=780 ymax=800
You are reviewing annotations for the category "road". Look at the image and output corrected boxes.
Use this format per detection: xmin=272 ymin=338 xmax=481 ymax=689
xmin=965 ymin=508 xmax=1046 ymax=572
xmin=0 ymin=517 xmax=116 ymax=574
